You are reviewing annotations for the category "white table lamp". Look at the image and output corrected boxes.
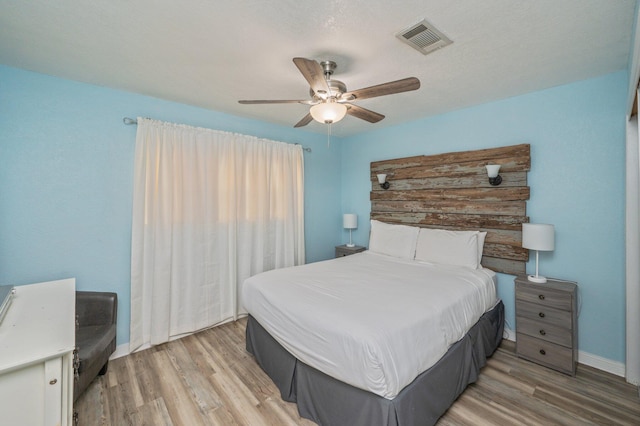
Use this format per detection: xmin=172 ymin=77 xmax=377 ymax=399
xmin=522 ymin=223 xmax=555 ymax=283
xmin=343 ymin=214 xmax=357 ymax=247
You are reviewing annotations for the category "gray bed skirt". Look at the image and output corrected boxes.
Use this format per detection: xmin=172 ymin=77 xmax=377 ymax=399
xmin=245 ymin=300 xmax=504 ymax=426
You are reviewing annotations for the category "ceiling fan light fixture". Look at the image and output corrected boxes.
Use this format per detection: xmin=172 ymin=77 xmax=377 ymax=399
xmin=310 ymin=102 xmax=347 ymax=124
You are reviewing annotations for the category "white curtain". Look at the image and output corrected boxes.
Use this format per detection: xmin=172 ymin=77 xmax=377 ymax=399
xmin=129 ymin=118 xmax=305 ymax=352
xmin=627 ymin=7 xmax=640 ymax=389
xmin=627 ymin=109 xmax=640 ymax=386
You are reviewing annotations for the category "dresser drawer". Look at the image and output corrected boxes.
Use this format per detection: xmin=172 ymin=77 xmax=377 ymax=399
xmin=516 ymin=333 xmax=575 ymax=375
xmin=516 ymin=300 xmax=572 ymax=328
xmin=516 ymin=316 xmax=573 ymax=347
xmin=515 ymin=283 xmax=573 ymax=311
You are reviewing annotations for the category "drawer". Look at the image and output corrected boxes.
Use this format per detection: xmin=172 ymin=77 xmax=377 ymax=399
xmin=335 ymin=246 xmax=365 ymax=258
xmin=516 ymin=316 xmax=573 ymax=347
xmin=515 ymin=282 xmax=573 ymax=311
xmin=516 ymin=300 xmax=572 ymax=328
xmin=516 ymin=333 xmax=575 ymax=375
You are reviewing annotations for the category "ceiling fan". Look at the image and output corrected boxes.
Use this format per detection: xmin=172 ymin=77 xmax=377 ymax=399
xmin=238 ymin=57 xmax=421 ymax=128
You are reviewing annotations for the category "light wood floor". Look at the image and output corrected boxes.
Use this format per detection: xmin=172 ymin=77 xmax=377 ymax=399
xmin=75 ymin=317 xmax=640 ymax=425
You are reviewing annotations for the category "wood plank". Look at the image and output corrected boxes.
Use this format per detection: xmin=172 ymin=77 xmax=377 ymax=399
xmin=372 ymin=155 xmax=531 ymax=180
xmin=73 ymin=371 xmax=110 ymax=426
xmin=449 ymin=391 xmax=524 ymax=426
xmin=129 ymin=348 xmax=164 ymax=404
xmin=371 ymin=171 xmax=527 ymax=191
xmin=370 ymin=187 xmax=530 ymax=202
xmin=466 ymin=369 xmax=590 ymax=426
xmin=533 ymin=382 xmax=637 ymax=425
xmin=207 ymin=363 xmax=266 ymax=425
xmin=135 ymin=398 xmax=174 ymax=426
xmin=370 ymin=212 xmax=529 ymax=231
xmin=372 ymin=200 xmax=526 ymax=216
xmin=262 ymin=396 xmax=316 ymax=426
xmin=153 ymin=349 xmax=209 ymax=425
xmin=483 ymin=243 xmax=528 ymax=261
xmin=102 ymin=380 xmax=130 ymax=426
xmin=371 ymin=143 xmax=531 ymax=172
xmin=482 ymin=256 xmax=526 ymax=275
xmin=179 ymin=334 xmax=220 ymax=377
xmin=105 ymin=355 xmax=144 ymax=421
xmin=164 ymin=340 xmax=222 ymax=415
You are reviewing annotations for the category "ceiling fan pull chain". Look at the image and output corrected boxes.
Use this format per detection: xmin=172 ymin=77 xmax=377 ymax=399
xmin=327 ymin=123 xmax=332 ymax=148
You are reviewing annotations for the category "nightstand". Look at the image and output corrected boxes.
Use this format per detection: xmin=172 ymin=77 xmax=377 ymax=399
xmin=515 ymin=275 xmax=578 ymax=375
xmin=335 ymin=245 xmax=366 ymax=258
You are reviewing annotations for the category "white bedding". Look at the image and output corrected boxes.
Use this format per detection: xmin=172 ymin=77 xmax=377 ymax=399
xmin=242 ymin=251 xmax=497 ymax=399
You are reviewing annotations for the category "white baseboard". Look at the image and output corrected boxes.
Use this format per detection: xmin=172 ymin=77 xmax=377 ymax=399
xmin=503 ymin=327 xmax=516 ymax=342
xmin=578 ymin=350 xmax=626 ymax=378
xmin=503 ymin=328 xmax=626 ymax=378
xmin=110 ymin=343 xmax=130 ymax=360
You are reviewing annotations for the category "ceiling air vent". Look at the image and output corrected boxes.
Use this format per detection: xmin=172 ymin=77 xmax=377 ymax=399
xmin=396 ymin=19 xmax=452 ymax=55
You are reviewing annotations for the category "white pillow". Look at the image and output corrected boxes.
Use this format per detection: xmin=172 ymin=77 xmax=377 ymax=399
xmin=368 ymin=220 xmax=419 ymax=259
xmin=415 ymin=228 xmax=479 ymax=269
xmin=477 ymin=231 xmax=487 ymax=265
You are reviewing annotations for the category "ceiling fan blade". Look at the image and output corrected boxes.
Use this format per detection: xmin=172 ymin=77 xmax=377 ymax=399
xmin=294 ymin=113 xmax=313 ymax=128
xmin=345 ymin=104 xmax=385 ymax=123
xmin=343 ymin=77 xmax=420 ymax=101
xmin=239 ymin=99 xmax=310 ymax=104
xmin=293 ymin=57 xmax=330 ymax=97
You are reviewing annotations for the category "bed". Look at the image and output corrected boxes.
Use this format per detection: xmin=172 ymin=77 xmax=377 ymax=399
xmin=243 ymin=221 xmax=505 ymax=426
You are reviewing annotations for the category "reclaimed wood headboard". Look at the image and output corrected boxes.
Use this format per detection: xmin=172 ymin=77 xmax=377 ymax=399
xmin=370 ymin=144 xmax=530 ymax=275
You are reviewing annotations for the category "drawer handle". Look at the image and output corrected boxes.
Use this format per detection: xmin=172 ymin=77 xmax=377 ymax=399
xmin=539 ymin=312 xmax=545 ymax=318
xmin=538 ymin=294 xmax=545 ymax=300
xmin=539 ymin=349 xmax=546 ymax=356
xmin=49 ymin=378 xmax=58 ymax=385
xmin=539 ymin=329 xmax=546 ymax=336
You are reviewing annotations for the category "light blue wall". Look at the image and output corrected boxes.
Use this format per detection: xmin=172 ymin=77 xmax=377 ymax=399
xmin=341 ymin=71 xmax=628 ymax=362
xmin=0 ymin=65 xmax=343 ymax=346
xmin=0 ymin=65 xmax=629 ymax=363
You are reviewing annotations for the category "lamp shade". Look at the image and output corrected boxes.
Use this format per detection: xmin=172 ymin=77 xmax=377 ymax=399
xmin=522 ymin=223 xmax=555 ymax=251
xmin=343 ymin=214 xmax=357 ymax=229
xmin=310 ymin=102 xmax=347 ymax=124
xmin=377 ymin=174 xmax=387 ymax=184
xmin=485 ymin=164 xmax=501 ymax=178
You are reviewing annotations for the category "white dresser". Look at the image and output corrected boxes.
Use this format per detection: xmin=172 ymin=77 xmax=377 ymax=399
xmin=0 ymin=279 xmax=75 ymax=426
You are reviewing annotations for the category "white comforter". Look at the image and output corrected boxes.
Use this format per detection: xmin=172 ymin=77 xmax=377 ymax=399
xmin=242 ymin=251 xmax=497 ymax=399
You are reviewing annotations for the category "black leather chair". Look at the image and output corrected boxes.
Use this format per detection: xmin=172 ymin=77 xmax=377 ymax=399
xmin=74 ymin=291 xmax=117 ymax=402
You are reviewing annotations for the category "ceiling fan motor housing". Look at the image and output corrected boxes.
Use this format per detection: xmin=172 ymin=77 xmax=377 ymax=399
xmin=310 ymin=79 xmax=346 ymax=99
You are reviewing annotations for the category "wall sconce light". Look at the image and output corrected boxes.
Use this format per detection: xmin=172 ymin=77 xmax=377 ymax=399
xmin=377 ymin=174 xmax=390 ymax=190
xmin=485 ymin=164 xmax=502 ymax=186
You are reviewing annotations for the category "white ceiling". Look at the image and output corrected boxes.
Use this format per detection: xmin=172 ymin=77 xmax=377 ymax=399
xmin=0 ymin=0 xmax=636 ymax=137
